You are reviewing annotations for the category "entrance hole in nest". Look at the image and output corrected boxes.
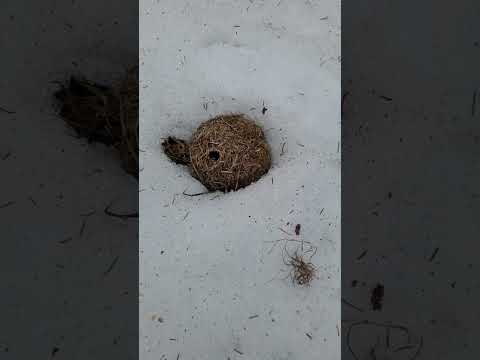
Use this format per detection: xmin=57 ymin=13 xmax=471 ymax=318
xmin=209 ymin=150 xmax=220 ymax=161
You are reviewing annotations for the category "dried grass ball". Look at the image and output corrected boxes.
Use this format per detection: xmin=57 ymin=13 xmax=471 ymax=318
xmin=163 ymin=114 xmax=271 ymax=192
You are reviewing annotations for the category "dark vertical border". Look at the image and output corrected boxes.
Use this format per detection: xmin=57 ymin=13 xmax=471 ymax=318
xmin=1 ymin=1 xmax=138 ymax=359
xmin=342 ymin=1 xmax=480 ymax=359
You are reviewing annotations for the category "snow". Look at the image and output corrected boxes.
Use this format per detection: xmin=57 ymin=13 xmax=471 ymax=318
xmin=140 ymin=1 xmax=340 ymax=359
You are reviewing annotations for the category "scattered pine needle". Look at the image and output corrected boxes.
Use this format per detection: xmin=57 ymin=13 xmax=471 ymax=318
xmin=104 ymin=256 xmax=119 ymax=276
xmin=104 ymin=204 xmax=138 ymax=219
xmin=182 ymin=190 xmax=210 ymax=197
xmin=0 ymin=201 xmax=15 ymax=209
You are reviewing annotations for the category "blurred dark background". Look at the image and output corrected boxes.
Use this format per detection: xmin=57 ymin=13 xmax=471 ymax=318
xmin=1 ymin=1 xmax=138 ymax=359
xmin=342 ymin=1 xmax=480 ymax=359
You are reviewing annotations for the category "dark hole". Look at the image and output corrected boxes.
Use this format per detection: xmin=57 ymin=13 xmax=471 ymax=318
xmin=209 ymin=150 xmax=220 ymax=161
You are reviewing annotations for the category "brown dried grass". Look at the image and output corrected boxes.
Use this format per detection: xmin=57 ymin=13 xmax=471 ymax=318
xmin=285 ymin=249 xmax=317 ymax=286
xmin=163 ymin=114 xmax=271 ymax=192
xmin=54 ymin=66 xmax=138 ymax=179
xmin=272 ymin=239 xmax=318 ymax=286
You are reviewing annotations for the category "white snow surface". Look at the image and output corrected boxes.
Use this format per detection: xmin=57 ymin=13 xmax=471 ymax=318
xmin=140 ymin=1 xmax=340 ymax=359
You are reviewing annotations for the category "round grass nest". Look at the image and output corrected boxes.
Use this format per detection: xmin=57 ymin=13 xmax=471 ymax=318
xmin=54 ymin=66 xmax=139 ymax=179
xmin=162 ymin=114 xmax=271 ymax=192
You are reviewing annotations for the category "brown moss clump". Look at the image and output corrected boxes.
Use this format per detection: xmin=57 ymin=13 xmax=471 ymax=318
xmin=54 ymin=66 xmax=138 ymax=179
xmin=162 ymin=114 xmax=271 ymax=192
xmin=162 ymin=137 xmax=190 ymax=165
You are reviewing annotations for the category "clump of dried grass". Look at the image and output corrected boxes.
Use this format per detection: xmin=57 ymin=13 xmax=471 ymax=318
xmin=54 ymin=66 xmax=138 ymax=179
xmin=162 ymin=114 xmax=271 ymax=192
xmin=265 ymin=235 xmax=319 ymax=287
xmin=284 ymin=249 xmax=317 ymax=286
